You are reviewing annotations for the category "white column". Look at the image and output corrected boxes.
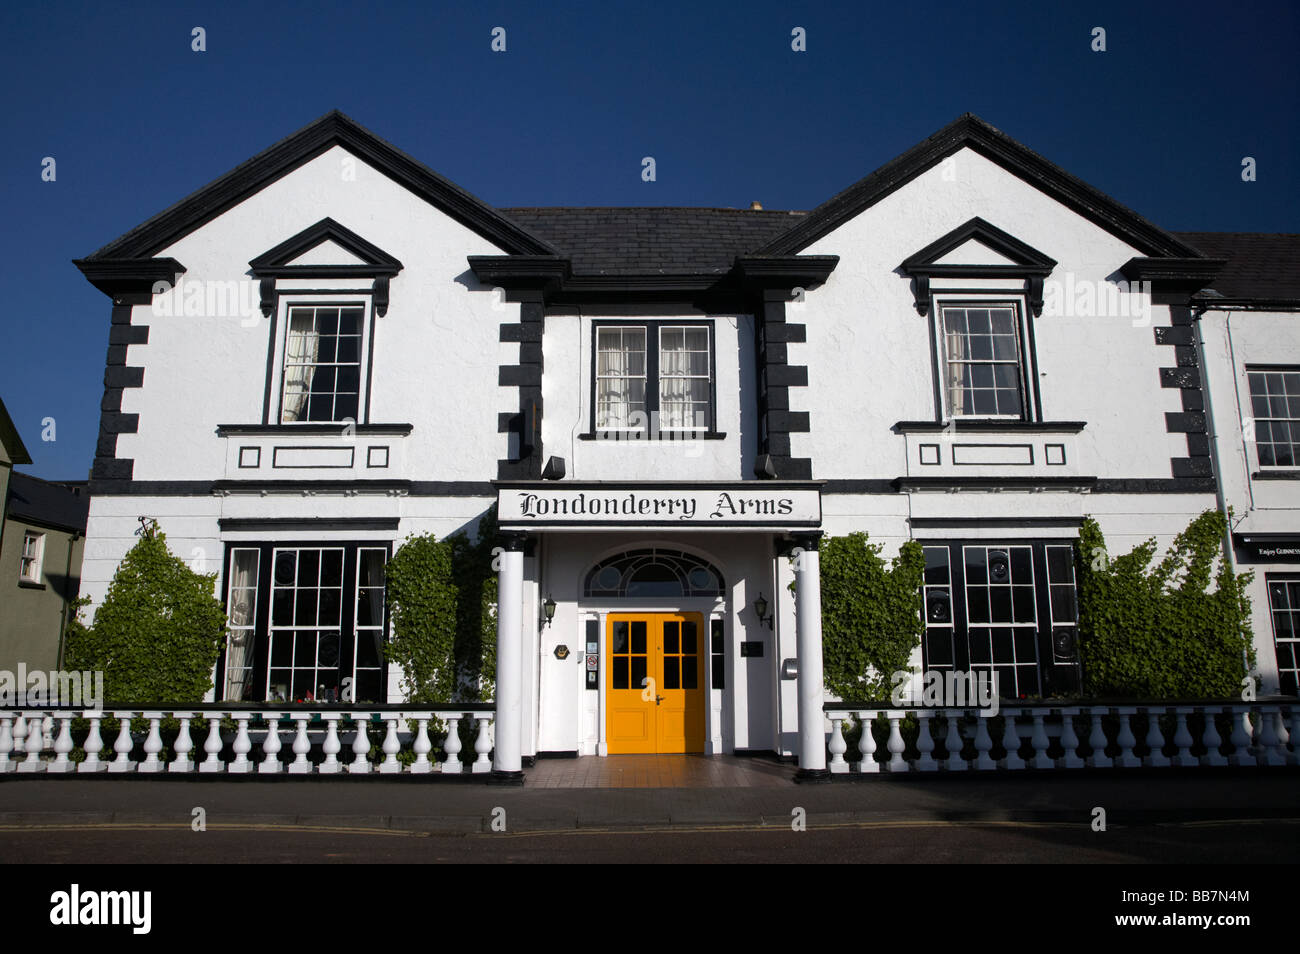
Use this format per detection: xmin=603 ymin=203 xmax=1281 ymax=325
xmin=493 ymin=534 xmax=526 ymax=779
xmin=793 ymin=534 xmax=828 ymax=778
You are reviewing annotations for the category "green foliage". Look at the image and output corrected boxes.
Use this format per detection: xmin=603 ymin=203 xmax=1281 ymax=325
xmin=384 ymin=507 xmax=498 ymax=703
xmin=63 ymin=519 xmax=226 ymax=704
xmin=818 ymin=533 xmax=926 ymax=701
xmin=1076 ymin=510 xmax=1254 ymax=699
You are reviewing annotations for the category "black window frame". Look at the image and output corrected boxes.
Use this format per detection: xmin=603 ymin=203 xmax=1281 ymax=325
xmin=586 ymin=319 xmax=722 ymax=440
xmin=218 ymin=540 xmax=392 ymax=704
xmin=262 ymin=297 xmax=377 ymax=426
xmin=1265 ymin=573 xmax=1300 ymax=696
xmin=919 ymin=539 xmax=1081 ymax=699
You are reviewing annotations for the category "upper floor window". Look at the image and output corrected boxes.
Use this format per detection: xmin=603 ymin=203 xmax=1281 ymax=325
xmin=939 ymin=303 xmax=1027 ymax=418
xmin=1248 ymin=367 xmax=1300 ymax=468
xmin=18 ymin=531 xmax=44 ymax=584
xmin=280 ymin=304 xmax=365 ymax=424
xmin=593 ymin=322 xmax=713 ymax=436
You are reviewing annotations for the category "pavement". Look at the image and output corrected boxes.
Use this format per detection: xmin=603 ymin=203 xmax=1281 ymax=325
xmin=1 ymin=756 xmax=1297 ymax=835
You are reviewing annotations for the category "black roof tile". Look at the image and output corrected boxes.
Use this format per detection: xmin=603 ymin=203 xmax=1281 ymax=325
xmin=1173 ymin=232 xmax=1300 ymax=302
xmin=6 ymin=472 xmax=90 ymax=535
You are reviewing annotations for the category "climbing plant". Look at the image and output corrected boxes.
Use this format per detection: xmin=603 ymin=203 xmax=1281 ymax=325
xmin=1076 ymin=510 xmax=1254 ymax=699
xmin=63 ymin=518 xmax=226 ymax=704
xmin=384 ymin=506 xmax=498 ymax=703
xmin=817 ymin=532 xmax=926 ymax=701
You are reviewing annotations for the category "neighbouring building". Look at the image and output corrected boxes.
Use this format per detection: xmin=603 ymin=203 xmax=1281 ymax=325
xmin=71 ymin=111 xmax=1297 ymax=777
xmin=0 ymin=399 xmax=89 ymax=674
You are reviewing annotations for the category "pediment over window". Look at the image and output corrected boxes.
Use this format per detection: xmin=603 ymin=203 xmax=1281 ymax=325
xmin=250 ymin=218 xmax=403 ymax=316
xmin=900 ymin=217 xmax=1057 ymax=316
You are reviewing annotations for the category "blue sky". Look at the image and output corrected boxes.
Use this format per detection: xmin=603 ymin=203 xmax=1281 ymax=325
xmin=2 ymin=0 xmax=1297 ymax=480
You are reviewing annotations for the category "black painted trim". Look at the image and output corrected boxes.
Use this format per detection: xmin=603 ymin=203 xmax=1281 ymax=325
xmin=578 ymin=431 xmax=727 ymax=441
xmin=900 ymin=218 xmax=1056 ymax=317
xmin=893 ymin=476 xmax=1098 ymax=491
xmin=73 ymin=258 xmax=186 ymax=298
xmin=83 ymin=111 xmax=557 ymax=260
xmin=894 ymin=420 xmax=1086 ymax=433
xmin=217 ymin=423 xmax=413 ymax=436
xmin=218 ymin=517 xmax=400 ymax=532
xmin=757 ymin=113 xmax=1201 ymax=259
xmin=908 ymin=516 xmax=1085 ymax=528
xmin=1154 ymin=305 xmax=1215 ymax=484
xmin=1091 ymin=477 xmax=1217 ymax=494
xmin=249 ymin=217 xmax=403 ymax=275
xmin=1252 ymin=471 xmax=1300 ymax=480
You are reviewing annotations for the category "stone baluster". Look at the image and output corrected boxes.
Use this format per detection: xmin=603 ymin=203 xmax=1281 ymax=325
xmin=229 ymin=713 xmax=253 ymax=773
xmin=1284 ymin=707 xmax=1300 ymax=767
xmin=827 ymin=714 xmax=849 ymax=774
xmin=289 ymin=718 xmax=312 ymax=774
xmin=441 ymin=716 xmax=463 ymax=773
xmin=855 ymin=711 xmax=879 ymax=773
xmin=1200 ymin=708 xmax=1227 ymax=767
xmin=999 ymin=711 xmax=1024 ymax=770
xmin=11 ymin=715 xmax=27 ymax=771
xmin=259 ymin=713 xmax=283 ymax=774
xmin=0 ymin=714 xmax=14 ymax=773
xmin=349 ymin=713 xmax=372 ymax=774
xmin=472 ymin=717 xmax=493 ymax=773
xmin=1085 ymin=710 xmax=1112 ymax=768
xmin=1228 ymin=706 xmax=1253 ymax=767
xmin=1114 ymin=707 xmax=1141 ymax=768
xmin=80 ymin=715 xmax=107 ymax=773
xmin=1057 ymin=709 xmax=1084 ymax=769
xmin=972 ymin=713 xmax=996 ymax=770
xmin=169 ymin=715 xmax=194 ymax=773
xmin=410 ymin=717 xmax=433 ymax=774
xmin=18 ymin=713 xmax=46 ymax=773
xmin=379 ymin=718 xmax=402 ymax=774
xmin=943 ymin=710 xmax=967 ymax=771
xmin=199 ymin=715 xmax=224 ymax=773
xmin=138 ymin=713 xmax=164 ymax=773
xmin=108 ymin=714 xmax=135 ymax=773
xmin=1256 ymin=706 xmax=1286 ymax=767
xmin=915 ymin=712 xmax=938 ymax=772
xmin=1172 ymin=708 xmax=1197 ymax=767
xmin=320 ymin=714 xmax=342 ymax=774
xmin=1142 ymin=707 xmax=1170 ymax=768
xmin=48 ymin=714 xmax=75 ymax=773
xmin=885 ymin=711 xmax=907 ymax=773
xmin=1029 ymin=709 xmax=1053 ymax=769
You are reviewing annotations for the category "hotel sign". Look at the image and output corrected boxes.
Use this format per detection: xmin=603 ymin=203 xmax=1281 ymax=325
xmin=1235 ymin=535 xmax=1300 ymax=563
xmin=497 ymin=483 xmax=822 ymax=528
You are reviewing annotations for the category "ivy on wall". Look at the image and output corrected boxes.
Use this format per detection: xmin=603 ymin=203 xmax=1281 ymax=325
xmin=1076 ymin=510 xmax=1254 ymax=699
xmin=63 ymin=519 xmax=225 ymax=704
xmin=818 ymin=532 xmax=926 ymax=701
xmin=384 ymin=507 xmax=498 ymax=703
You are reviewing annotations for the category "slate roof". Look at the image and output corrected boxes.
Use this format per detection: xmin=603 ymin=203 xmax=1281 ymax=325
xmin=6 ymin=473 xmax=89 ymax=535
xmin=1174 ymin=232 xmax=1300 ymax=302
xmin=500 ymin=207 xmax=807 ymax=276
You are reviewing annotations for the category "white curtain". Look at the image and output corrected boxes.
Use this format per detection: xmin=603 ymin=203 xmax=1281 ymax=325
xmin=660 ymin=328 xmax=708 ymax=428
xmin=224 ymin=550 xmax=258 ymax=700
xmin=943 ymin=313 xmax=968 ymax=416
xmin=281 ymin=312 xmax=321 ymax=422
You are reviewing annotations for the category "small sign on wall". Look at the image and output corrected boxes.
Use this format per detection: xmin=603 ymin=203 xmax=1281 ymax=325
xmin=740 ymin=641 xmax=764 ymax=658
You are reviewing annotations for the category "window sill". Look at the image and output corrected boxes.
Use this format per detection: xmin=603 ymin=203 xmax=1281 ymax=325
xmin=894 ymin=420 xmax=1086 ymax=433
xmin=578 ymin=431 xmax=727 ymax=441
xmin=1252 ymin=470 xmax=1300 ymax=480
xmin=18 ymin=579 xmax=46 ymax=590
xmin=217 ymin=423 xmax=413 ymax=436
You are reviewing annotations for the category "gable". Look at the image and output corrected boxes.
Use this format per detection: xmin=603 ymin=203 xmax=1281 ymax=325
xmin=932 ymin=241 xmax=1019 ymax=267
xmin=286 ymin=240 xmax=367 ymax=267
xmin=81 ymin=111 xmax=556 ymax=263
xmin=759 ymin=113 xmax=1201 ymax=260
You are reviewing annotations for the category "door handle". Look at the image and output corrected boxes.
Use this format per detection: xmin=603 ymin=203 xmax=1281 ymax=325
xmin=655 ymin=695 xmax=664 ymax=706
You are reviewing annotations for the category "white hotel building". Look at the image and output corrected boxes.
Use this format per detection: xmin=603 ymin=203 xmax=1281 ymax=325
xmin=72 ymin=112 xmax=1299 ymax=778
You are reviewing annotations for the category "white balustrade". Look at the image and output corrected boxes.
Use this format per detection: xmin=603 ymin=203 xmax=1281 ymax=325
xmin=1256 ymin=707 xmax=1286 ymax=767
xmin=1172 ymin=708 xmax=1197 ymax=767
xmin=171 ymin=715 xmax=195 ymax=774
xmin=1143 ymin=708 xmax=1171 ymax=768
xmin=289 ymin=718 xmax=312 ymax=774
xmin=19 ymin=714 xmax=45 ymax=773
xmin=200 ymin=716 xmax=224 ymax=773
xmin=1229 ymin=706 xmax=1254 ymax=767
xmin=999 ymin=712 xmax=1025 ymax=770
xmin=49 ymin=714 xmax=75 ymax=773
xmin=972 ymin=715 xmax=996 ymax=771
xmin=80 ymin=715 xmax=107 ymax=772
xmin=0 ymin=714 xmax=14 ymax=773
xmin=1059 ymin=709 xmax=1084 ymax=769
xmin=108 ymin=714 xmax=135 ymax=773
xmin=411 ymin=718 xmax=433 ymax=774
xmin=379 ymin=718 xmax=402 ymax=774
xmin=1201 ymin=709 xmax=1228 ymax=767
xmin=915 ymin=713 xmax=938 ymax=772
xmin=229 ymin=714 xmax=253 ymax=773
xmin=943 ymin=710 xmax=966 ymax=771
xmin=1115 ymin=708 xmax=1141 ymax=768
xmin=320 ymin=715 xmax=342 ymax=774
xmin=1029 ymin=710 xmax=1053 ymax=769
xmin=140 ymin=714 xmax=164 ymax=773
xmin=259 ymin=713 xmax=284 ymax=774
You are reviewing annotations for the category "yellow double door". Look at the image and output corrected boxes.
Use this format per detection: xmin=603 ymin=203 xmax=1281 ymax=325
xmin=606 ymin=613 xmax=706 ymax=754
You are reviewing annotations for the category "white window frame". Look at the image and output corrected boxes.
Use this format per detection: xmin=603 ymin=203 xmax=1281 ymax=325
xmin=591 ymin=320 xmax=715 ymax=436
xmin=1246 ymin=366 xmax=1300 ymax=470
xmin=18 ymin=530 xmax=45 ymax=584
xmin=933 ymin=295 xmax=1035 ymax=422
xmin=270 ymin=296 xmax=373 ymax=426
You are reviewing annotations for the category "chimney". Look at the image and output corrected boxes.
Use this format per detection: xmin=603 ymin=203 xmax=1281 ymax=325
xmin=750 ymin=201 xmax=763 ymax=211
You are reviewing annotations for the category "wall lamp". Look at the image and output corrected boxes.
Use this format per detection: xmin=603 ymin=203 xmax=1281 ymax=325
xmin=541 ymin=594 xmax=557 ymax=628
xmin=752 ymin=592 xmax=772 ymax=630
